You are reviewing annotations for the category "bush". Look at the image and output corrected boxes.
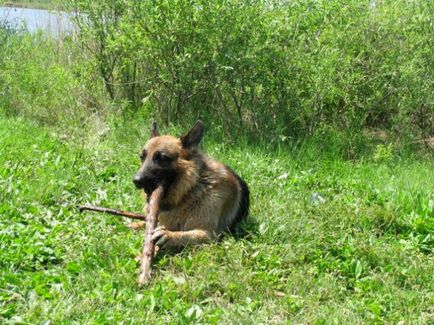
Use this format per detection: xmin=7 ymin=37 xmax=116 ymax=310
xmin=66 ymin=0 xmax=433 ymax=143
xmin=1 ymin=0 xmax=432 ymax=149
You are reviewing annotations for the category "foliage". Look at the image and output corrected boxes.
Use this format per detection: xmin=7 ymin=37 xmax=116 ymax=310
xmin=0 ymin=0 xmax=433 ymax=149
xmin=67 ymin=0 xmax=434 ymax=142
xmin=0 ymin=114 xmax=433 ymax=323
xmin=373 ymin=143 xmax=394 ymax=163
xmin=0 ymin=27 xmax=118 ymax=140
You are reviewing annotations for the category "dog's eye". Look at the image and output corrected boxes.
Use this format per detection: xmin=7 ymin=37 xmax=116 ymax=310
xmin=154 ymin=151 xmax=172 ymax=164
xmin=139 ymin=150 xmax=147 ymax=162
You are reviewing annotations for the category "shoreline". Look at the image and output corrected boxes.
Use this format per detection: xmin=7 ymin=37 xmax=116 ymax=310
xmin=2 ymin=1 xmax=56 ymax=10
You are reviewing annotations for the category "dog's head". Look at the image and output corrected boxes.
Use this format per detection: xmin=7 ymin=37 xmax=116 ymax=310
xmin=133 ymin=120 xmax=204 ymax=195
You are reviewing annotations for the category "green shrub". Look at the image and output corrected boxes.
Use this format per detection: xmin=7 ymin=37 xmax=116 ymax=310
xmin=67 ymin=0 xmax=433 ymax=143
xmin=1 ymin=0 xmax=433 ymax=149
xmin=373 ymin=144 xmax=394 ymax=163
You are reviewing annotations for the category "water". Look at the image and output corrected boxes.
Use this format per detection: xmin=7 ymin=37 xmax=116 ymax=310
xmin=0 ymin=6 xmax=74 ymax=34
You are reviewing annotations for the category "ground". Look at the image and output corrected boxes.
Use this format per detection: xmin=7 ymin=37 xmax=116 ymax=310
xmin=0 ymin=115 xmax=433 ymax=323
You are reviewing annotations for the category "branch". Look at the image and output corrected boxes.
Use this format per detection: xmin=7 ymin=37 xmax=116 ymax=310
xmin=78 ymin=185 xmax=164 ymax=286
xmin=138 ymin=185 xmax=164 ymax=286
xmin=78 ymin=205 xmax=147 ymax=221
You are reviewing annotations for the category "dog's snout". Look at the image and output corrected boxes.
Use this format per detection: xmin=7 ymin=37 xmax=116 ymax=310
xmin=133 ymin=174 xmax=146 ymax=188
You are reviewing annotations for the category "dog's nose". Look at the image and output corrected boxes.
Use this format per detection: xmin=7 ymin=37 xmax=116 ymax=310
xmin=133 ymin=174 xmax=145 ymax=188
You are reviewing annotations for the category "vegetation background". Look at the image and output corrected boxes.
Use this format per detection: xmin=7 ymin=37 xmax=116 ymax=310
xmin=0 ymin=0 xmax=433 ymax=323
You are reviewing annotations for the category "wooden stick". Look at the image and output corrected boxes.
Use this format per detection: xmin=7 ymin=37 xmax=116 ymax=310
xmin=138 ymin=185 xmax=164 ymax=286
xmin=78 ymin=205 xmax=147 ymax=221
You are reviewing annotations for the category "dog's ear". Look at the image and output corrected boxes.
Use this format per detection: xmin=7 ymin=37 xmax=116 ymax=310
xmin=150 ymin=122 xmax=159 ymax=138
xmin=181 ymin=120 xmax=204 ymax=148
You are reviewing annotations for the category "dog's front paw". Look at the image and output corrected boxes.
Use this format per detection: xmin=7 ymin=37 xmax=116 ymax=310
xmin=151 ymin=226 xmax=173 ymax=249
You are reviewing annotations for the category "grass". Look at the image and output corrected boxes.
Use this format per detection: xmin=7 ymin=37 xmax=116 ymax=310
xmin=0 ymin=113 xmax=433 ymax=323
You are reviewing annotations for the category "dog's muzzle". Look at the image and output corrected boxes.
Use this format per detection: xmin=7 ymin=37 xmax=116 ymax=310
xmin=133 ymin=169 xmax=177 ymax=196
xmin=133 ymin=173 xmax=161 ymax=195
xmin=132 ymin=174 xmax=145 ymax=189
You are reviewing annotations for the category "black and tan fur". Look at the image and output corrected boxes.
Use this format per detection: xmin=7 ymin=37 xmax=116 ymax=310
xmin=132 ymin=121 xmax=249 ymax=249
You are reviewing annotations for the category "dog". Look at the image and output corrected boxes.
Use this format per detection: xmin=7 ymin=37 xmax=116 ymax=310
xmin=132 ymin=120 xmax=249 ymax=250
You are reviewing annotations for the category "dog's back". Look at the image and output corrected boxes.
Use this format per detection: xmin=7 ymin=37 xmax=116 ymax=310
xmin=225 ymin=165 xmax=249 ymax=232
xmin=156 ymin=153 xmax=249 ymax=242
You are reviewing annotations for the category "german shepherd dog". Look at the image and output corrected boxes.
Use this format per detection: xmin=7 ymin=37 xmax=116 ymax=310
xmin=132 ymin=121 xmax=249 ymax=249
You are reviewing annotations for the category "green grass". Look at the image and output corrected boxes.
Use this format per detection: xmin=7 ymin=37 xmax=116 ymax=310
xmin=0 ymin=114 xmax=433 ymax=323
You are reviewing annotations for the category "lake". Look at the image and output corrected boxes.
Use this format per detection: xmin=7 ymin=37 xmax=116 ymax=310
xmin=0 ymin=6 xmax=74 ymax=34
